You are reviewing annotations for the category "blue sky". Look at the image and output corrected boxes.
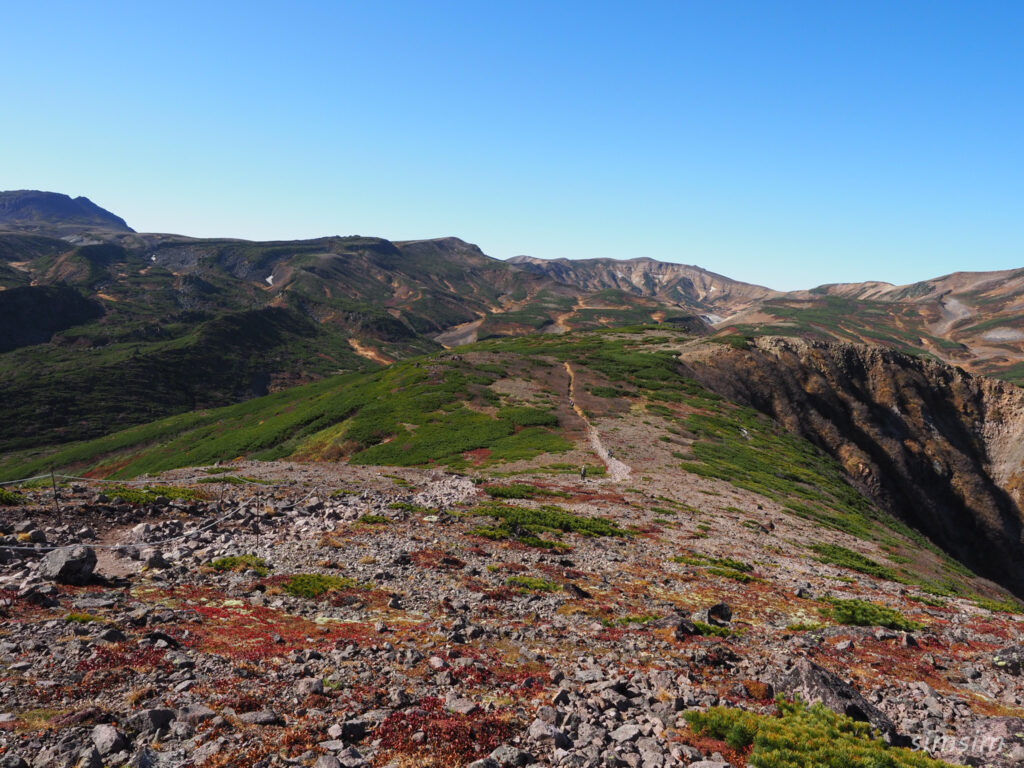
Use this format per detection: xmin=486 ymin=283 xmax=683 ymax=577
xmin=2 ymin=1 xmax=1022 ymax=290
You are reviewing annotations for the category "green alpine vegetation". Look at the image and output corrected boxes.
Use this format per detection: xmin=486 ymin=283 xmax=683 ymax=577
xmin=809 ymin=543 xmax=899 ymax=581
xmin=819 ymin=597 xmax=923 ymax=632
xmin=684 ymin=697 xmax=956 ymax=767
xmin=281 ymin=573 xmax=370 ymax=599
xmin=470 ymin=502 xmax=627 ymax=548
xmin=208 ymin=555 xmax=270 ymax=577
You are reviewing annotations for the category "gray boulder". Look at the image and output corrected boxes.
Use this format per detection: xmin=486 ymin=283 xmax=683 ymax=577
xmin=239 ymin=709 xmax=284 ymax=726
xmin=39 ymin=545 xmax=96 ymax=585
xmin=926 ymin=717 xmax=1024 ymax=768
xmin=488 ymin=745 xmax=534 ymax=767
xmin=295 ymin=677 xmax=325 ymax=696
xmin=125 ymin=708 xmax=175 ymax=735
xmin=775 ymin=658 xmax=901 ymax=743
xmin=527 ymin=718 xmax=572 ymax=749
xmin=178 ymin=703 xmax=216 ymax=725
xmin=91 ymin=723 xmax=128 ymax=756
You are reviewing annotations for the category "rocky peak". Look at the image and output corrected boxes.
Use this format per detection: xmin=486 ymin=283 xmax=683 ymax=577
xmin=0 ymin=190 xmax=133 ymax=234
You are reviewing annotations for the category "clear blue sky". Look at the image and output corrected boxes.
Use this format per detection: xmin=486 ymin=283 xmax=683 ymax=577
xmin=3 ymin=1 xmax=1022 ymax=290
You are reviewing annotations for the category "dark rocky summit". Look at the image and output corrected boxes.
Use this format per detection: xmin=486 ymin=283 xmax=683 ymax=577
xmin=0 ymin=190 xmax=133 ymax=233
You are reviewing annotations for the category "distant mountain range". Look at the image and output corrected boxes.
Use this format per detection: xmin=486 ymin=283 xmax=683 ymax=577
xmin=1 ymin=189 xmax=1022 ymax=454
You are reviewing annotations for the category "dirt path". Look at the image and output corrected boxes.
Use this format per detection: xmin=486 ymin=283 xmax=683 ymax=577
xmin=551 ymin=300 xmax=585 ymax=334
xmin=563 ymin=362 xmax=632 ymax=482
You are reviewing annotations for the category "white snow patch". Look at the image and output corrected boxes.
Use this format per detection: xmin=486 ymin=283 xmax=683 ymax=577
xmin=150 ymin=255 xmax=156 ymax=262
xmin=265 ymin=274 xmax=274 ymax=286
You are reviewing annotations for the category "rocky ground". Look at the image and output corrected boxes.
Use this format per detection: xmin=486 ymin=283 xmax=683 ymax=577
xmin=2 ymin=461 xmax=1024 ymax=768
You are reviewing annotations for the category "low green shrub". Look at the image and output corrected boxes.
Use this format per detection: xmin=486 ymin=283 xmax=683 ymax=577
xmin=108 ymin=484 xmax=205 ymax=504
xmin=685 ymin=697 xmax=956 ymax=767
xmin=357 ymin=514 xmax=389 ymax=525
xmin=909 ymin=594 xmax=947 ymax=608
xmin=810 ymin=543 xmax=897 ymax=581
xmin=282 ymin=573 xmax=368 ymax=599
xmin=484 ymin=483 xmax=541 ymax=499
xmin=64 ymin=612 xmax=102 ymax=624
xmin=672 ymin=552 xmax=753 ymax=574
xmin=693 ymin=621 xmax=732 ymax=638
xmin=0 ymin=488 xmax=24 ymax=505
xmin=209 ymin=554 xmax=270 ymax=577
xmin=820 ymin=598 xmax=922 ymax=631
xmin=483 ymin=483 xmax=569 ymax=500
xmin=972 ymin=595 xmax=1022 ymax=614
xmin=707 ymin=566 xmax=760 ymax=583
xmin=506 ymin=575 xmax=560 ymax=592
xmin=590 ymin=386 xmax=631 ymax=398
xmin=389 ymin=501 xmax=430 ymax=512
xmin=470 ymin=502 xmax=626 ymax=548
xmin=496 ymin=406 xmax=559 ymax=427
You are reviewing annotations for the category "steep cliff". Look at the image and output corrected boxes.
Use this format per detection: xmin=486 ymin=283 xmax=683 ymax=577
xmin=683 ymin=337 xmax=1024 ymax=596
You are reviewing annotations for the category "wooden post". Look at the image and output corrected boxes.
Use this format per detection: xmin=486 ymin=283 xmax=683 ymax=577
xmin=254 ymin=489 xmax=261 ymax=556
xmin=50 ymin=469 xmax=62 ymax=527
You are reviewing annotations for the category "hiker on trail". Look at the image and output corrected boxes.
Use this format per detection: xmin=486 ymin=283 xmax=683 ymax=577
xmin=580 ymin=466 xmax=586 ymax=480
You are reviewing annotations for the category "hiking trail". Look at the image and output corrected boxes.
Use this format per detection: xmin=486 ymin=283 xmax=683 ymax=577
xmin=564 ymin=362 xmax=632 ymax=482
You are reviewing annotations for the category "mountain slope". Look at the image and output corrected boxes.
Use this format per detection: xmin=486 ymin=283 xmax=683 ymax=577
xmin=2 ymin=328 xmax=1024 ymax=767
xmin=6 ymin=327 xmax=1024 ymax=602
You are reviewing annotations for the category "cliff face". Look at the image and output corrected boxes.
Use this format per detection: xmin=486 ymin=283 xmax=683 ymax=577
xmin=683 ymin=337 xmax=1024 ymax=596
